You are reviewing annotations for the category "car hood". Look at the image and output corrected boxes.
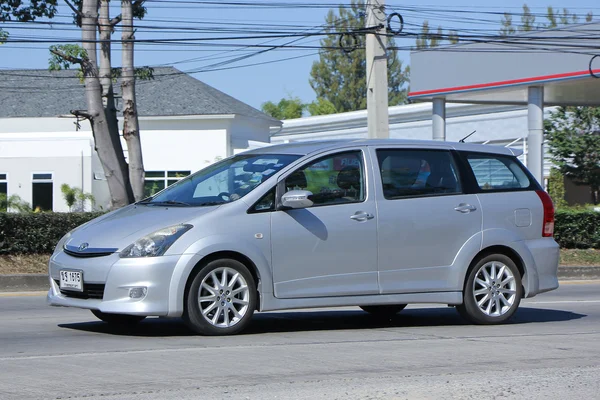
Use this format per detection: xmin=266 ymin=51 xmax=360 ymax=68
xmin=65 ymin=204 xmax=218 ymax=251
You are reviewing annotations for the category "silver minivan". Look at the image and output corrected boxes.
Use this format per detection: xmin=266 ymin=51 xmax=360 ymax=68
xmin=48 ymin=139 xmax=559 ymax=335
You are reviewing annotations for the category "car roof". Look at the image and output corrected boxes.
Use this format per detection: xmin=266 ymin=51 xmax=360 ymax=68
xmin=243 ymin=139 xmax=520 ymax=157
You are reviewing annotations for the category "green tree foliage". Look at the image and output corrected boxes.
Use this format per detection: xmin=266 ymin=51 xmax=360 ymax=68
xmin=261 ymin=96 xmax=305 ymax=120
xmin=521 ymin=4 xmax=535 ymax=31
xmin=0 ymin=0 xmax=58 ymax=22
xmin=308 ymin=98 xmax=338 ymax=116
xmin=500 ymin=4 xmax=593 ymax=35
xmin=309 ymin=0 xmax=409 ymax=113
xmin=548 ymin=168 xmax=567 ymax=209
xmin=545 ymin=107 xmax=600 ymax=204
xmin=0 ymin=0 xmax=58 ymax=42
xmin=415 ymin=21 xmax=458 ymax=49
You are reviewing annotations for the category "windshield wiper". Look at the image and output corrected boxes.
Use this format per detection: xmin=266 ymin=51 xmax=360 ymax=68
xmin=146 ymin=200 xmax=191 ymax=207
xmin=196 ymin=201 xmax=225 ymax=206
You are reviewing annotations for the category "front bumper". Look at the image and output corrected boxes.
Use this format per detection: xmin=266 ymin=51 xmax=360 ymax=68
xmin=47 ymin=251 xmax=182 ymax=316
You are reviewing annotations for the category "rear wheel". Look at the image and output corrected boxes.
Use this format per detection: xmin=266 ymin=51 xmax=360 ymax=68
xmin=184 ymin=259 xmax=256 ymax=336
xmin=360 ymin=304 xmax=407 ymax=318
xmin=91 ymin=310 xmax=146 ymax=325
xmin=457 ymin=254 xmax=522 ymax=324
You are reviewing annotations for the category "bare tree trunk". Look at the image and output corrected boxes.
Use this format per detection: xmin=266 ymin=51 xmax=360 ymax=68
xmin=98 ymin=0 xmax=134 ymax=204
xmin=81 ymin=0 xmax=132 ymax=209
xmin=121 ymin=0 xmax=145 ymax=201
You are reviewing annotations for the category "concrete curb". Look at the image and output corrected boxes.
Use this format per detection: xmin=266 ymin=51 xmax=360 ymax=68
xmin=557 ymin=266 xmax=600 ymax=281
xmin=0 ymin=274 xmax=49 ymax=292
xmin=1 ymin=266 xmax=600 ymax=292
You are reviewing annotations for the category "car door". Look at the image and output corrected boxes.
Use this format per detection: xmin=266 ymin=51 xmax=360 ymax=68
xmin=372 ymin=147 xmax=483 ymax=294
xmin=271 ymin=148 xmax=379 ymax=299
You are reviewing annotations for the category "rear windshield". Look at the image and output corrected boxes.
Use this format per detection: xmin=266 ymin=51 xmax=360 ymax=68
xmin=466 ymin=154 xmax=531 ymax=191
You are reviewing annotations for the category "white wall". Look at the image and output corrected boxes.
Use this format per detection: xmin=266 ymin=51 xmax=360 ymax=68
xmin=134 ymin=129 xmax=228 ymax=173
xmin=0 ymin=128 xmax=97 ymax=212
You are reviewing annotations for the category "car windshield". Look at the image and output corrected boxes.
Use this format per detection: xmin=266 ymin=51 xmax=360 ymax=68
xmin=139 ymin=153 xmax=301 ymax=207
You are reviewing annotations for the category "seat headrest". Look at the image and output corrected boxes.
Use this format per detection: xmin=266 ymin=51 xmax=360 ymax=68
xmin=337 ymin=166 xmax=361 ymax=190
xmin=287 ymin=170 xmax=307 ymax=188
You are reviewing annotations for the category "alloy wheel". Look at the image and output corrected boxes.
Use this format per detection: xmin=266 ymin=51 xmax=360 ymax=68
xmin=472 ymin=261 xmax=517 ymax=317
xmin=198 ymin=267 xmax=250 ymax=328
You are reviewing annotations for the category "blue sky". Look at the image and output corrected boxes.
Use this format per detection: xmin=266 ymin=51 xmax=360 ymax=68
xmin=1 ymin=0 xmax=599 ymax=110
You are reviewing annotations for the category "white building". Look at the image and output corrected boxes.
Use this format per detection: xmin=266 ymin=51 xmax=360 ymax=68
xmin=272 ymin=102 xmax=552 ymax=176
xmin=0 ymin=68 xmax=280 ymax=211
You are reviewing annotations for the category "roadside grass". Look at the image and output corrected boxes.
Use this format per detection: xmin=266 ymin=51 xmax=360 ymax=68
xmin=1 ymin=249 xmax=600 ymax=275
xmin=559 ymin=249 xmax=600 ymax=266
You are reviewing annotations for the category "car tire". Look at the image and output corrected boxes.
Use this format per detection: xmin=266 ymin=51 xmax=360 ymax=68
xmin=360 ymin=304 xmax=407 ymax=317
xmin=457 ymin=254 xmax=523 ymax=325
xmin=184 ymin=259 xmax=257 ymax=336
xmin=91 ymin=310 xmax=146 ymax=325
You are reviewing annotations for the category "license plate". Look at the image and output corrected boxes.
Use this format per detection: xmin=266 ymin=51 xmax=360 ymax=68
xmin=59 ymin=270 xmax=83 ymax=292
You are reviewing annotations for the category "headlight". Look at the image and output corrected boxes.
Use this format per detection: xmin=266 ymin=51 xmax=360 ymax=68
xmin=120 ymin=224 xmax=193 ymax=258
xmin=54 ymin=231 xmax=72 ymax=254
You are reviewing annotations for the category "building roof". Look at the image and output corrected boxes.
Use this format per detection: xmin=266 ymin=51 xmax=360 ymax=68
xmin=244 ymin=138 xmax=517 ymax=157
xmin=409 ymin=22 xmax=600 ymax=106
xmin=0 ymin=67 xmax=280 ymax=123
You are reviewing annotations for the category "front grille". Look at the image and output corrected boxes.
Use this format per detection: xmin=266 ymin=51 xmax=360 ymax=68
xmin=64 ymin=249 xmax=114 ymax=258
xmin=55 ymin=280 xmax=105 ymax=299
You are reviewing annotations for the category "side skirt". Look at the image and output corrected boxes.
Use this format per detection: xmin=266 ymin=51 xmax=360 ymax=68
xmin=259 ymin=291 xmax=463 ymax=312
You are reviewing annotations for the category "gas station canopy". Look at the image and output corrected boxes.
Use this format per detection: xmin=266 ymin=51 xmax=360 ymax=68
xmin=408 ymin=22 xmax=600 ymax=187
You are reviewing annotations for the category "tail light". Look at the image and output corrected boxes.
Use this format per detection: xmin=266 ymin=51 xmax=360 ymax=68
xmin=536 ymin=190 xmax=555 ymax=237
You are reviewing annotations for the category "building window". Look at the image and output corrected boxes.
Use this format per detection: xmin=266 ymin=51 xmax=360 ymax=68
xmin=32 ymin=173 xmax=53 ymax=211
xmin=144 ymin=170 xmax=191 ymax=198
xmin=0 ymin=174 xmax=7 ymax=212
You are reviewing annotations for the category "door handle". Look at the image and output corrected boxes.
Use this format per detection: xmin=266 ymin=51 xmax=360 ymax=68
xmin=350 ymin=212 xmax=374 ymax=221
xmin=454 ymin=203 xmax=477 ymax=213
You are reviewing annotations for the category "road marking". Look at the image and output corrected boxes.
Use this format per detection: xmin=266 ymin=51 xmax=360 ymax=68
xmin=559 ymin=280 xmax=600 ymax=285
xmin=0 ymin=291 xmax=46 ymax=297
xmin=527 ymin=300 xmax=600 ymax=304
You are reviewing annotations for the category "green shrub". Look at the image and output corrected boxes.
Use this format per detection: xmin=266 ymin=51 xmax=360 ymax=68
xmin=0 ymin=212 xmax=104 ymax=255
xmin=554 ymin=209 xmax=600 ymax=249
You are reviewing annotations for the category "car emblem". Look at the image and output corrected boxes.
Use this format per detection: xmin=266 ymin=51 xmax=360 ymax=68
xmin=78 ymin=243 xmax=89 ymax=252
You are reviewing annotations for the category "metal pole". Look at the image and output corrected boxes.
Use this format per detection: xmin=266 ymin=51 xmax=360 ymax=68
xmin=527 ymin=86 xmax=544 ymax=189
xmin=366 ymin=0 xmax=389 ymax=139
xmin=432 ymin=97 xmax=446 ymax=141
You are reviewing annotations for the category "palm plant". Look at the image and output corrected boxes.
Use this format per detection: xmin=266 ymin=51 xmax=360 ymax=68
xmin=61 ymin=184 xmax=96 ymax=212
xmin=0 ymin=193 xmax=32 ymax=213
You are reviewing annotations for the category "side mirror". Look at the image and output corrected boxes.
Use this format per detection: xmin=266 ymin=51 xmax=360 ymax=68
xmin=281 ymin=190 xmax=314 ymax=209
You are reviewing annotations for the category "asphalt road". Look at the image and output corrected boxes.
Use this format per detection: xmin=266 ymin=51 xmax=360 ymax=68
xmin=1 ymin=282 xmax=599 ymax=400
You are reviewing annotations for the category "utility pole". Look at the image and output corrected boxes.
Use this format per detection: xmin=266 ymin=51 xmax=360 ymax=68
xmin=366 ymin=0 xmax=389 ymax=139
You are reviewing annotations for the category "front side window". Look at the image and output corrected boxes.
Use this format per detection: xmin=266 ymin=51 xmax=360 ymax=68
xmin=141 ymin=154 xmax=300 ymax=207
xmin=284 ymin=151 xmax=365 ymax=207
xmin=467 ymin=154 xmax=531 ymax=191
xmin=376 ymin=149 xmax=462 ymax=199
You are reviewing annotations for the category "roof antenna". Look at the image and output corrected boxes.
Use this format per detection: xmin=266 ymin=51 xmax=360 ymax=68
xmin=459 ymin=130 xmax=476 ymax=143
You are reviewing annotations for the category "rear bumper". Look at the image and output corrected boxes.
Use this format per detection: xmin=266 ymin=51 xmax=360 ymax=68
xmin=523 ymin=238 xmax=560 ymax=297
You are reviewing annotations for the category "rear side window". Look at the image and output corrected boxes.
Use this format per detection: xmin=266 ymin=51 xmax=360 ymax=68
xmin=467 ymin=155 xmax=531 ymax=191
xmin=376 ymin=149 xmax=462 ymax=199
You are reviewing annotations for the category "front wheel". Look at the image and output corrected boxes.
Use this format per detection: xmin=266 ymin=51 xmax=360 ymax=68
xmin=91 ymin=310 xmax=146 ymax=325
xmin=457 ymin=254 xmax=523 ymax=325
xmin=184 ymin=259 xmax=256 ymax=336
